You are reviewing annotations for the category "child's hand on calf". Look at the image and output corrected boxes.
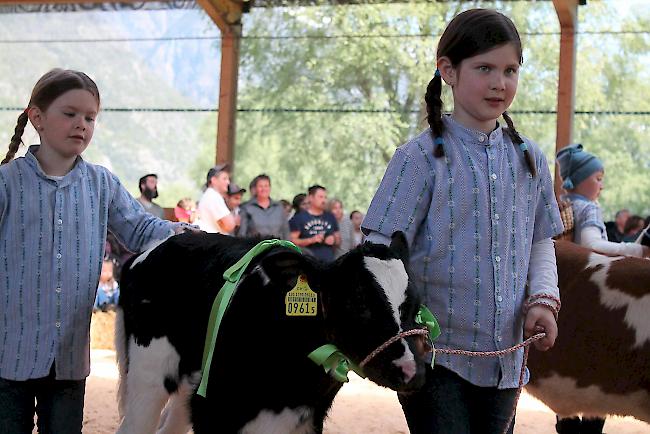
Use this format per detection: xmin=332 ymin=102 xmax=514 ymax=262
xmin=524 ymin=305 xmax=558 ymax=351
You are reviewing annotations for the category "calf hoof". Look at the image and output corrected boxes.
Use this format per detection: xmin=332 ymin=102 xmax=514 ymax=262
xmin=555 ymin=415 xmax=582 ymax=434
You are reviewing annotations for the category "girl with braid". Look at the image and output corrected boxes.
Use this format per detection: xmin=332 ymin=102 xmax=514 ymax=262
xmin=0 ymin=69 xmax=193 ymax=433
xmin=363 ymin=9 xmax=564 ymax=434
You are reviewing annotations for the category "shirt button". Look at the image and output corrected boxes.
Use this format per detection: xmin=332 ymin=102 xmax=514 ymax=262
xmin=494 ymin=214 xmax=499 ymax=220
xmin=55 ymin=322 xmax=61 ymax=328
xmin=57 ymin=219 xmax=63 ymax=225
xmin=495 ymin=256 xmax=501 ymax=262
xmin=491 ymin=173 xmax=497 ymax=180
xmin=497 ymin=295 xmax=503 ymax=302
xmin=479 ymin=135 xmax=485 ymax=142
xmin=56 ymin=253 xmax=62 ymax=259
xmin=497 ymin=336 xmax=502 ymax=342
xmin=55 ymin=287 xmax=61 ymax=293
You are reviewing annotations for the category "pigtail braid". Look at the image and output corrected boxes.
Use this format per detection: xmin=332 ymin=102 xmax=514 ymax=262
xmin=502 ymin=111 xmax=536 ymax=177
xmin=424 ymin=71 xmax=445 ymax=158
xmin=1 ymin=111 xmax=28 ymax=165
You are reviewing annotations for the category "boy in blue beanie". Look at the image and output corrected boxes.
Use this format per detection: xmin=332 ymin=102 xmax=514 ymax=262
xmin=557 ymin=144 xmax=648 ymax=256
xmin=555 ymin=144 xmax=648 ymax=432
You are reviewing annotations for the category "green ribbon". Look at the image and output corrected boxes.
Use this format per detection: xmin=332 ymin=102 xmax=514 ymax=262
xmin=308 ymin=344 xmax=366 ymax=382
xmin=197 ymin=239 xmax=301 ymax=398
xmin=415 ymin=305 xmax=441 ymax=367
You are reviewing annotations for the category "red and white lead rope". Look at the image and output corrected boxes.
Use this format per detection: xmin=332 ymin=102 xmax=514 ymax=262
xmin=360 ymin=329 xmax=546 ymax=434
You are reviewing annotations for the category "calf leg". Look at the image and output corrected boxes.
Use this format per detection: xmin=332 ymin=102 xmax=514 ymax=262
xmin=555 ymin=415 xmax=581 ymax=434
xmin=156 ymin=374 xmax=199 ymax=434
xmin=581 ymin=416 xmax=606 ymax=433
xmin=117 ymin=337 xmax=182 ymax=434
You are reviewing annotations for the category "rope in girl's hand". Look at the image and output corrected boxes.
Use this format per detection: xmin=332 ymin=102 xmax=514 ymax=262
xmin=432 ymin=332 xmax=546 ymax=434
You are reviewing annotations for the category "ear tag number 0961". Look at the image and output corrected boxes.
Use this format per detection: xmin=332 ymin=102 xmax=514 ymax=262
xmin=285 ymin=275 xmax=317 ymax=316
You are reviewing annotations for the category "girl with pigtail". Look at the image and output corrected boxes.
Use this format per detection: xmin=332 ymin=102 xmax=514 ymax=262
xmin=0 ymin=69 xmax=193 ymax=433
xmin=363 ymin=9 xmax=564 ymax=433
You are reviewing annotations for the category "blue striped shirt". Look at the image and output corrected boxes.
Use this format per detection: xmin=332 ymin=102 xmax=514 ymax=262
xmin=563 ymin=193 xmax=606 ymax=244
xmin=0 ymin=146 xmax=176 ymax=380
xmin=363 ymin=116 xmax=563 ymax=388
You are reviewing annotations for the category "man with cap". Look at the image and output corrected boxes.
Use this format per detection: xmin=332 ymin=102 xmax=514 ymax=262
xmin=197 ymin=164 xmax=236 ymax=234
xmin=555 ymin=143 xmax=649 ymax=434
xmin=225 ymin=182 xmax=246 ymax=235
xmin=137 ymin=173 xmax=164 ymax=219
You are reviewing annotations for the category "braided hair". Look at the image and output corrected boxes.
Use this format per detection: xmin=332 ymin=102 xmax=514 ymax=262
xmin=425 ymin=9 xmax=536 ymax=176
xmin=2 ymin=69 xmax=100 ymax=165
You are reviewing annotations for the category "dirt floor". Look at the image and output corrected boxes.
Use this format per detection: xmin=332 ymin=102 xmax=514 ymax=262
xmin=84 ymin=313 xmax=650 ymax=434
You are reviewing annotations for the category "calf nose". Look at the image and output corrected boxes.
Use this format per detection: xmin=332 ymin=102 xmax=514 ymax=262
xmin=393 ymin=349 xmax=417 ymax=384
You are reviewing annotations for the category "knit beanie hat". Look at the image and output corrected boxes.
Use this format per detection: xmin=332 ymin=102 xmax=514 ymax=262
xmin=556 ymin=144 xmax=604 ymax=190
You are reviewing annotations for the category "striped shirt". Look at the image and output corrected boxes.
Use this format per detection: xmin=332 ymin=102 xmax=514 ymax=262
xmin=563 ymin=193 xmax=606 ymax=244
xmin=363 ymin=116 xmax=563 ymax=388
xmin=0 ymin=146 xmax=176 ymax=380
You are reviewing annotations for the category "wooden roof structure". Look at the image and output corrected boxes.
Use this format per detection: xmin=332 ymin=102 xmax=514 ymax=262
xmin=0 ymin=0 xmax=585 ymax=193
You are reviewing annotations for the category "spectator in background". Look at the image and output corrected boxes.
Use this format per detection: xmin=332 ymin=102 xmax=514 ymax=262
xmin=248 ymin=178 xmax=258 ymax=202
xmin=280 ymin=199 xmax=292 ymax=217
xmin=329 ymin=198 xmax=353 ymax=258
xmin=622 ymin=214 xmax=646 ymax=242
xmin=605 ymin=208 xmax=629 ymax=243
xmin=350 ymin=210 xmax=365 ymax=248
xmin=197 ymin=164 xmax=236 ymax=234
xmin=226 ymin=182 xmax=246 ymax=235
xmin=94 ymin=256 xmax=120 ymax=312
xmin=290 ymin=193 xmax=308 ymax=219
xmin=137 ymin=173 xmax=164 ymax=218
xmin=174 ymin=198 xmax=197 ymax=223
xmin=239 ymin=174 xmax=289 ymax=239
xmin=289 ymin=185 xmax=340 ymax=262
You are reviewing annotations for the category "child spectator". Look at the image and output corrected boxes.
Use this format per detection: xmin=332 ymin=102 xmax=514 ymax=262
xmin=94 ymin=257 xmax=120 ymax=312
xmin=557 ymin=144 xmax=650 ymax=257
xmin=174 ymin=197 xmax=197 ymax=223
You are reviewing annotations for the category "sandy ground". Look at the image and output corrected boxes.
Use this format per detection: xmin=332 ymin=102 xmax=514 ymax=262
xmin=83 ymin=349 xmax=649 ymax=434
xmin=82 ymin=313 xmax=650 ymax=434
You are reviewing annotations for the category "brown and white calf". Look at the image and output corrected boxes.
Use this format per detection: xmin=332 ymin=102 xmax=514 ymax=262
xmin=527 ymin=240 xmax=650 ymax=425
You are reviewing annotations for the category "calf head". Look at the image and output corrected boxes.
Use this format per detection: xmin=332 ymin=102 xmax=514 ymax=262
xmin=255 ymin=233 xmax=426 ymax=391
xmin=322 ymin=233 xmax=426 ymax=391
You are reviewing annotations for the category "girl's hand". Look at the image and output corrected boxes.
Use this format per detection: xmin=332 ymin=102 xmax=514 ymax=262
xmin=524 ymin=305 xmax=558 ymax=351
xmin=174 ymin=223 xmax=201 ymax=234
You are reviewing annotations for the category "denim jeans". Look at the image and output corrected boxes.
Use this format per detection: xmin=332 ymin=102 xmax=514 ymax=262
xmin=398 ymin=365 xmax=517 ymax=434
xmin=0 ymin=362 xmax=85 ymax=434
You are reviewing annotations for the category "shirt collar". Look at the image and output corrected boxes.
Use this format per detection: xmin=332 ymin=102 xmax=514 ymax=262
xmin=25 ymin=145 xmax=86 ymax=187
xmin=443 ymin=115 xmax=504 ymax=147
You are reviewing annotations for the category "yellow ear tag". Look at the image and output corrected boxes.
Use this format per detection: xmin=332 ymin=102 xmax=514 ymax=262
xmin=285 ymin=275 xmax=317 ymax=316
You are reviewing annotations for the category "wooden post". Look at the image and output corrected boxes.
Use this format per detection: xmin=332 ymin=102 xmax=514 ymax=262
xmin=197 ymin=0 xmax=244 ymax=168
xmin=216 ymin=27 xmax=241 ymax=167
xmin=553 ymin=0 xmax=579 ymax=198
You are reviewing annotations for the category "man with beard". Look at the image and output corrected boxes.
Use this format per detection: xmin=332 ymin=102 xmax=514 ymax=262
xmin=137 ymin=173 xmax=164 ymax=218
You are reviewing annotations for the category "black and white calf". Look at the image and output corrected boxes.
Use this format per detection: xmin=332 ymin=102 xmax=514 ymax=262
xmin=115 ymin=232 xmax=426 ymax=434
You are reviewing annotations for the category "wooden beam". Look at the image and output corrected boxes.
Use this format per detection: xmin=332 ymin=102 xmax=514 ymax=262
xmin=552 ymin=0 xmax=578 ymax=198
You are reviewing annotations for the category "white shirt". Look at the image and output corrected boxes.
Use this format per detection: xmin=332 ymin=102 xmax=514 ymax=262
xmin=198 ymin=187 xmax=230 ymax=233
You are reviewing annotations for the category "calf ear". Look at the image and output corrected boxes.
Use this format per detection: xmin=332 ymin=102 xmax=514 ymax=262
xmin=390 ymin=231 xmax=410 ymax=262
xmin=259 ymin=249 xmax=314 ymax=288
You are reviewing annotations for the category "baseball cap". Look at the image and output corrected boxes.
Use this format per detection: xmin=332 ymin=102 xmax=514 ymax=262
xmin=227 ymin=183 xmax=247 ymax=196
xmin=206 ymin=163 xmax=230 ymax=184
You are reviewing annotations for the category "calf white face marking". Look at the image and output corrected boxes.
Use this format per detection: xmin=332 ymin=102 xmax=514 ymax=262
xmin=588 ymin=253 xmax=650 ymax=347
xmin=363 ymin=257 xmax=416 ymax=381
xmin=241 ymin=406 xmax=314 ymax=434
xmin=527 ymin=374 xmax=650 ymax=423
xmin=129 ymin=237 xmax=169 ymax=270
